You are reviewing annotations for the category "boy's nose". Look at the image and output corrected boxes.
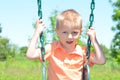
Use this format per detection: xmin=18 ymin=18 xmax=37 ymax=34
xmin=68 ymin=34 xmax=72 ymax=39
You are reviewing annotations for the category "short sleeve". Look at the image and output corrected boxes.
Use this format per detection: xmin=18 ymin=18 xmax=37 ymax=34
xmin=89 ymin=52 xmax=95 ymax=67
xmin=39 ymin=43 xmax=52 ymax=61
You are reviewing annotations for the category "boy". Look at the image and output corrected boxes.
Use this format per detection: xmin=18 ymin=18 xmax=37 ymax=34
xmin=26 ymin=9 xmax=106 ymax=80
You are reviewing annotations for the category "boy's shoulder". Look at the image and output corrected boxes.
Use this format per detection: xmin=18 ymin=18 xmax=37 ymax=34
xmin=50 ymin=41 xmax=61 ymax=47
xmin=81 ymin=46 xmax=87 ymax=50
xmin=45 ymin=41 xmax=59 ymax=51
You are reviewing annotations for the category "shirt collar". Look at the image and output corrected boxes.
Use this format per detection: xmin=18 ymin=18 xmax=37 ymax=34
xmin=53 ymin=41 xmax=84 ymax=55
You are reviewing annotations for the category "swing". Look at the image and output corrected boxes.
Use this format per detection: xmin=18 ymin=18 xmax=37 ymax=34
xmin=83 ymin=0 xmax=95 ymax=80
xmin=37 ymin=0 xmax=46 ymax=80
xmin=37 ymin=0 xmax=95 ymax=80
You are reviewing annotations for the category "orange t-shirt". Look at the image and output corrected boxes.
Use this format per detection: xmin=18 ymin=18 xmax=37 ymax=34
xmin=40 ymin=41 xmax=94 ymax=80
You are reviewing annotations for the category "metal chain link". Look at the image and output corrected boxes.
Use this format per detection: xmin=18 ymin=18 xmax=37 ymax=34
xmin=37 ymin=0 xmax=45 ymax=62
xmin=84 ymin=1 xmax=95 ymax=80
xmin=86 ymin=0 xmax=95 ymax=59
xmin=37 ymin=0 xmax=46 ymax=80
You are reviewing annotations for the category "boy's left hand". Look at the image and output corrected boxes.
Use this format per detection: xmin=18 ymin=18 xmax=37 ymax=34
xmin=87 ymin=27 xmax=96 ymax=42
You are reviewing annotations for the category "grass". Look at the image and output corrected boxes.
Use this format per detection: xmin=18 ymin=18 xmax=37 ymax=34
xmin=0 ymin=55 xmax=120 ymax=80
xmin=90 ymin=62 xmax=120 ymax=80
xmin=0 ymin=56 xmax=42 ymax=80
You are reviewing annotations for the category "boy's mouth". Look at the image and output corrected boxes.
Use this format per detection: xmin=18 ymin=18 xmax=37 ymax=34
xmin=66 ymin=41 xmax=73 ymax=44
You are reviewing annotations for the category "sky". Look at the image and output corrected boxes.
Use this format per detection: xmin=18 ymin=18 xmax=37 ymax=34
xmin=0 ymin=0 xmax=115 ymax=48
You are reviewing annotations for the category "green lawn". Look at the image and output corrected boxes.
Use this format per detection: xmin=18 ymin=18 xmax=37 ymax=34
xmin=90 ymin=62 xmax=120 ymax=80
xmin=0 ymin=55 xmax=120 ymax=80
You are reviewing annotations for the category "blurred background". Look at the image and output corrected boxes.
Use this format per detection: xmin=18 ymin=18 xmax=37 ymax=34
xmin=0 ymin=0 xmax=120 ymax=80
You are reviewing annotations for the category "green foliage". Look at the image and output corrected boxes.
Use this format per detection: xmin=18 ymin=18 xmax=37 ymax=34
xmin=100 ymin=44 xmax=111 ymax=59
xmin=112 ymin=9 xmax=120 ymax=21
xmin=19 ymin=46 xmax=28 ymax=56
xmin=0 ymin=36 xmax=19 ymax=61
xmin=48 ymin=10 xmax=59 ymax=42
xmin=0 ymin=36 xmax=10 ymax=60
xmin=110 ymin=0 xmax=120 ymax=64
xmin=8 ymin=44 xmax=18 ymax=58
xmin=77 ymin=39 xmax=86 ymax=46
xmin=0 ymin=23 xmax=2 ymax=33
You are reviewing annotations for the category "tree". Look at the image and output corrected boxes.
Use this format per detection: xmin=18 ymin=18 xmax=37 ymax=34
xmin=110 ymin=0 xmax=120 ymax=64
xmin=0 ymin=36 xmax=10 ymax=60
xmin=19 ymin=46 xmax=28 ymax=56
xmin=0 ymin=23 xmax=2 ymax=33
xmin=0 ymin=36 xmax=18 ymax=61
xmin=45 ymin=10 xmax=59 ymax=43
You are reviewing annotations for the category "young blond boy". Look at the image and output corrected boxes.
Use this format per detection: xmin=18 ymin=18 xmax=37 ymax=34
xmin=26 ymin=9 xmax=106 ymax=80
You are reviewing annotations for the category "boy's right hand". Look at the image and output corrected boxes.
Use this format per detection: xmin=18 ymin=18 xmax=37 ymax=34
xmin=35 ymin=17 xmax=46 ymax=34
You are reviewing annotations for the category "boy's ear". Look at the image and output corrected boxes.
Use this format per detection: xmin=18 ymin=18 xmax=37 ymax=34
xmin=80 ymin=28 xmax=82 ymax=31
xmin=80 ymin=29 xmax=82 ymax=35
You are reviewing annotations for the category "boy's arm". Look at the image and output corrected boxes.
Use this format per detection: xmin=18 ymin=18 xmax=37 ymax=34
xmin=91 ymin=38 xmax=106 ymax=64
xmin=26 ymin=18 xmax=46 ymax=59
xmin=87 ymin=27 xmax=106 ymax=65
xmin=26 ymin=30 xmax=41 ymax=59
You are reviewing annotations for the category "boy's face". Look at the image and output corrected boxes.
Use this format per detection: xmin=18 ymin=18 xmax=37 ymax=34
xmin=56 ymin=24 xmax=82 ymax=49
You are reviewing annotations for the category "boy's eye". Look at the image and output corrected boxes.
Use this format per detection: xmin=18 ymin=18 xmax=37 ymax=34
xmin=72 ymin=31 xmax=78 ymax=35
xmin=63 ymin=31 xmax=67 ymax=34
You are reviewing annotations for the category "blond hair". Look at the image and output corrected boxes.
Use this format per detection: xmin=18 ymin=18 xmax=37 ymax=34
xmin=56 ymin=9 xmax=82 ymax=30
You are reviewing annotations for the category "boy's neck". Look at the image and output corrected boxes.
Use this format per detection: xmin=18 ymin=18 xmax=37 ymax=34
xmin=60 ymin=42 xmax=77 ymax=53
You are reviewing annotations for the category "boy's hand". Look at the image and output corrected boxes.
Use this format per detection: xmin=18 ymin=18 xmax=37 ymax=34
xmin=35 ymin=17 xmax=46 ymax=34
xmin=87 ymin=27 xmax=96 ymax=42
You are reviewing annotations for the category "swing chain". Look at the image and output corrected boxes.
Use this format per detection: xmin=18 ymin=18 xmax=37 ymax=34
xmin=37 ymin=0 xmax=46 ymax=80
xmin=37 ymin=0 xmax=45 ymax=62
xmin=84 ymin=1 xmax=95 ymax=80
xmin=86 ymin=0 xmax=95 ymax=59
xmin=37 ymin=0 xmax=42 ymax=19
